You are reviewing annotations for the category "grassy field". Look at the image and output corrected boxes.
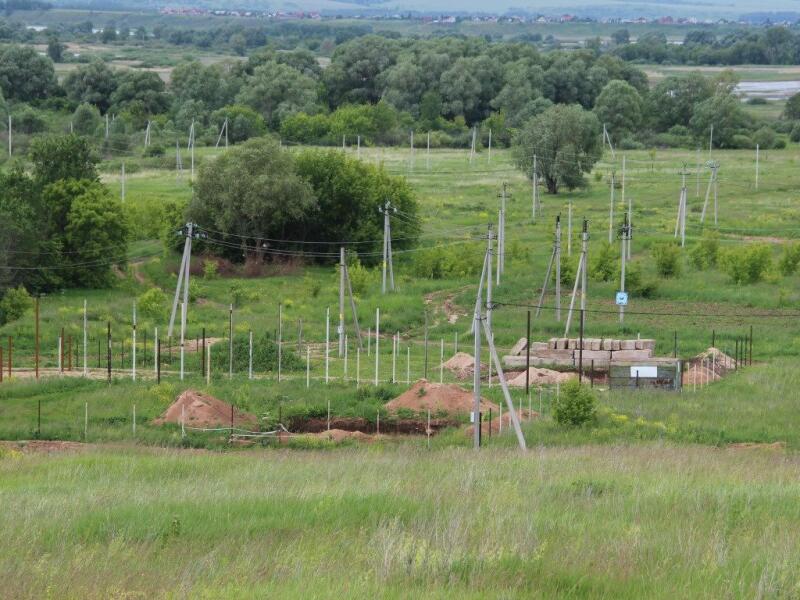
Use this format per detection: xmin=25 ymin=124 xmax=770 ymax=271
xmin=3 ymin=140 xmax=800 ymax=596
xmin=2 ymin=442 xmax=800 ymax=598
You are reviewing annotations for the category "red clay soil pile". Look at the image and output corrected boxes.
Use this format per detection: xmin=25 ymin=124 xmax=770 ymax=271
xmin=443 ymin=352 xmax=485 ymax=380
xmin=153 ymin=389 xmax=258 ymax=429
xmin=683 ymin=347 xmax=737 ymax=384
xmin=465 ymin=408 xmax=539 ymax=437
xmin=385 ymin=379 xmax=498 ymax=415
xmin=313 ymin=429 xmax=375 ymax=443
xmin=507 ymin=367 xmax=575 ymax=387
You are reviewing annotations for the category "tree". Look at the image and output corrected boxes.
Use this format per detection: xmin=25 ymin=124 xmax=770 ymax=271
xmin=62 ymin=59 xmax=119 ymax=114
xmin=294 ymin=149 xmax=419 ymax=261
xmin=47 ymin=34 xmax=66 ymax=62
xmin=188 ymin=137 xmax=316 ymax=262
xmin=210 ymin=105 xmax=266 ymax=143
xmin=593 ymin=80 xmax=642 ymax=144
xmin=646 ymin=72 xmax=714 ymax=132
xmin=110 ymin=70 xmax=169 ymax=115
xmin=230 ymin=33 xmax=247 ymax=56
xmin=0 ymin=44 xmax=57 ymax=102
xmin=513 ymin=104 xmax=601 ymax=194
xmin=784 ymin=91 xmax=800 ymax=120
xmin=11 ymin=104 xmax=46 ymax=134
xmin=236 ymin=61 xmax=321 ymax=129
xmin=689 ymin=93 xmax=751 ymax=148
xmin=63 ymin=183 xmax=129 ymax=287
xmin=611 ymin=29 xmax=630 ymax=45
xmin=323 ymin=35 xmax=399 ymax=106
xmin=72 ymin=103 xmax=101 ymax=136
xmin=29 ymin=134 xmax=99 ymax=186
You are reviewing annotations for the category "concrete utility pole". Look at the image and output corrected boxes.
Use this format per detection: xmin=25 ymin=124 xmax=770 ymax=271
xmin=379 ymin=200 xmax=396 ymax=293
xmin=83 ymin=299 xmax=87 ymax=376
xmin=709 ymin=124 xmax=714 ymax=157
xmin=175 ymin=139 xmax=183 ymax=178
xmin=188 ymin=120 xmax=195 ymax=181
xmin=357 ymin=135 xmax=361 ymax=159
xmin=168 ymin=223 xmax=205 ymax=339
xmin=535 ymin=215 xmax=561 ymax=321
xmin=471 ymin=241 xmax=489 ymax=450
xmin=132 ymin=301 xmax=137 ymax=381
xmin=696 ymin=147 xmax=701 ymax=198
xmin=497 ymin=183 xmax=510 ymax=279
xmin=7 ymin=115 xmax=10 ymax=156
xmin=531 ymin=155 xmax=538 ymax=220
xmin=144 ymin=120 xmax=151 ymax=147
xmin=700 ymin=161 xmax=720 ymax=226
xmin=426 ymin=131 xmax=430 ymax=170
xmin=755 ymin=144 xmax=759 ymax=190
xmin=121 ymin=162 xmax=125 ymax=202
xmin=621 ymin=155 xmax=626 ymax=216
xmin=608 ymin=170 xmax=615 ymax=244
xmin=105 ymin=113 xmax=109 ymax=140
xmin=564 ymin=219 xmax=589 ymax=337
xmin=620 ymin=212 xmax=629 ymax=324
xmin=215 ymin=118 xmax=229 ymax=149
xmin=627 ymin=195 xmax=632 ymax=260
xmin=675 ymin=167 xmax=688 ymax=247
xmin=487 ymin=128 xmax=492 ymax=163
xmin=338 ymin=247 xmax=345 ymax=357
xmin=567 ymin=201 xmax=572 ymax=257
xmin=486 ymin=225 xmax=493 ymax=334
xmin=469 ymin=127 xmax=477 ymax=164
xmin=603 ymin=123 xmax=615 ymax=158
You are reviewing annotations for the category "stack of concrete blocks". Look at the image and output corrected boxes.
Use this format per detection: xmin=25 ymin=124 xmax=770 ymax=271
xmin=503 ymin=338 xmax=656 ymax=369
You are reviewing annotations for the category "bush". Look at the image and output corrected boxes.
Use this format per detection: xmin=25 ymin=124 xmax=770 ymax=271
xmin=752 ymin=126 xmax=777 ymax=150
xmin=0 ymin=285 xmax=32 ymax=324
xmin=779 ymin=243 xmax=800 ymax=276
xmin=590 ymin=242 xmax=617 ymax=282
xmin=203 ymin=259 xmax=218 ymax=280
xmin=12 ymin=104 xmax=46 ymax=134
xmin=553 ymin=380 xmax=597 ymax=427
xmin=345 ymin=259 xmax=376 ymax=296
xmin=143 ymin=144 xmax=165 ymax=157
xmin=730 ymin=134 xmax=754 ymax=150
xmin=624 ymin=262 xmax=658 ymax=298
xmin=689 ymin=233 xmax=720 ymax=270
xmin=651 ymin=243 xmax=681 ymax=278
xmin=137 ymin=287 xmax=166 ymax=320
xmin=790 ymin=123 xmax=800 ymax=143
xmin=410 ymin=244 xmax=482 ymax=279
xmin=720 ymin=244 xmax=772 ymax=284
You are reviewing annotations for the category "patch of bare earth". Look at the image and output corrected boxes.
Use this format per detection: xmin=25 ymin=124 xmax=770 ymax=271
xmin=153 ymin=389 xmax=258 ymax=430
xmin=385 ymin=379 xmax=497 ymax=415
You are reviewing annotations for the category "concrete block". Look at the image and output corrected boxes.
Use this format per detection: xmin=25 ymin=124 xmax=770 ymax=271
xmin=503 ymin=355 xmax=529 ymax=368
xmin=611 ymin=349 xmax=653 ymax=361
xmin=548 ymin=338 xmax=558 ymax=350
xmin=620 ymin=340 xmax=636 ymax=350
xmin=612 ymin=340 xmax=621 ymax=350
xmin=601 ymin=338 xmax=614 ymax=350
xmin=556 ymin=338 xmax=568 ymax=350
xmin=634 ymin=340 xmax=643 ymax=350
xmin=589 ymin=338 xmax=602 ymax=351
xmin=509 ymin=337 xmax=527 ymax=356
xmin=529 ymin=356 xmax=575 ymax=368
xmin=639 ymin=339 xmax=656 ymax=351
xmin=577 ymin=349 xmax=612 ymax=362
xmin=530 ymin=342 xmax=548 ymax=353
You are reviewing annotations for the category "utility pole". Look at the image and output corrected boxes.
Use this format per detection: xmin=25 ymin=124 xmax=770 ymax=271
xmin=531 ymin=154 xmax=539 ymax=223
xmin=472 ymin=240 xmax=488 ymax=450
xmin=755 ymin=144 xmax=759 ymax=190
xmin=338 ymin=247 xmax=346 ymax=357
xmin=608 ymin=170 xmax=615 ymax=244
xmin=7 ymin=114 xmax=10 ymax=156
xmin=675 ymin=166 xmax=688 ymax=247
xmin=168 ymin=223 xmax=205 ymax=339
xmin=132 ymin=301 xmax=137 ymax=381
xmin=215 ymin=118 xmax=228 ymax=149
xmin=564 ymin=219 xmax=589 ymax=337
xmin=486 ymin=225 xmax=493 ymax=334
xmin=188 ymin=120 xmax=195 ymax=181
xmin=379 ymin=200 xmax=396 ymax=293
xmin=175 ymin=139 xmax=183 ymax=178
xmin=144 ymin=120 xmax=151 ymax=147
xmin=534 ymin=215 xmax=561 ymax=321
xmin=567 ymin=201 xmax=572 ymax=257
xmin=105 ymin=113 xmax=109 ymax=141
xmin=426 ymin=131 xmax=430 ymax=170
xmin=83 ymin=299 xmax=87 ymax=376
xmin=700 ymin=161 xmax=720 ymax=226
xmin=487 ymin=128 xmax=492 ymax=163
xmin=497 ymin=182 xmax=510 ymax=278
xmin=709 ymin=124 xmax=714 ymax=157
xmin=121 ymin=162 xmax=125 ymax=202
xmin=620 ymin=212 xmax=629 ymax=324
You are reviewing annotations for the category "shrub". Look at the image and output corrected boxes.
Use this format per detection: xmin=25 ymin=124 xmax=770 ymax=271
xmin=730 ymin=134 xmax=754 ymax=150
xmin=624 ymin=262 xmax=658 ymax=298
xmin=779 ymin=243 xmax=800 ymax=276
xmin=790 ymin=123 xmax=800 ymax=143
xmin=137 ymin=287 xmax=166 ymax=320
xmin=0 ymin=285 xmax=32 ymax=324
xmin=590 ymin=242 xmax=617 ymax=282
xmin=143 ymin=144 xmax=165 ymax=157
xmin=651 ymin=243 xmax=681 ymax=278
xmin=720 ymin=244 xmax=772 ymax=284
xmin=689 ymin=233 xmax=720 ymax=270
xmin=553 ymin=380 xmax=597 ymax=427
xmin=410 ymin=244 xmax=482 ymax=279
xmin=203 ymin=259 xmax=218 ymax=280
xmin=345 ymin=259 xmax=375 ymax=296
xmin=752 ymin=126 xmax=777 ymax=150
xmin=211 ymin=331 xmax=301 ymax=373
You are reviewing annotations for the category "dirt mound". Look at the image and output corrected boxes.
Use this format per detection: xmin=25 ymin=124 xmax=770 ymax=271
xmin=153 ymin=389 xmax=258 ymax=429
xmin=314 ymin=429 xmax=375 ymax=443
xmin=0 ymin=440 xmax=87 ymax=453
xmin=385 ymin=379 xmax=497 ymax=415
xmin=507 ymin=367 xmax=575 ymax=387
xmin=683 ymin=347 xmax=738 ymax=384
xmin=443 ymin=352 xmax=485 ymax=380
xmin=465 ymin=408 xmax=539 ymax=437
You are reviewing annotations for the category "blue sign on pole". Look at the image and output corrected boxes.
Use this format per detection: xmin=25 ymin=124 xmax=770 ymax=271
xmin=615 ymin=291 xmax=628 ymax=306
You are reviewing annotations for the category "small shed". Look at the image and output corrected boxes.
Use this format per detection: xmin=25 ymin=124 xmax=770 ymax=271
xmin=609 ymin=358 xmax=682 ymax=391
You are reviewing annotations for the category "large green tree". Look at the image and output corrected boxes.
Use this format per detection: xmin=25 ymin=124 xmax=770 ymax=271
xmin=188 ymin=137 xmax=316 ymax=261
xmin=63 ymin=60 xmax=120 ymax=114
xmin=237 ymin=61 xmax=321 ymax=129
xmin=593 ymin=79 xmax=643 ymax=144
xmin=0 ymin=45 xmax=57 ymax=102
xmin=513 ymin=104 xmax=601 ymax=194
xmin=29 ymin=134 xmax=99 ymax=186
